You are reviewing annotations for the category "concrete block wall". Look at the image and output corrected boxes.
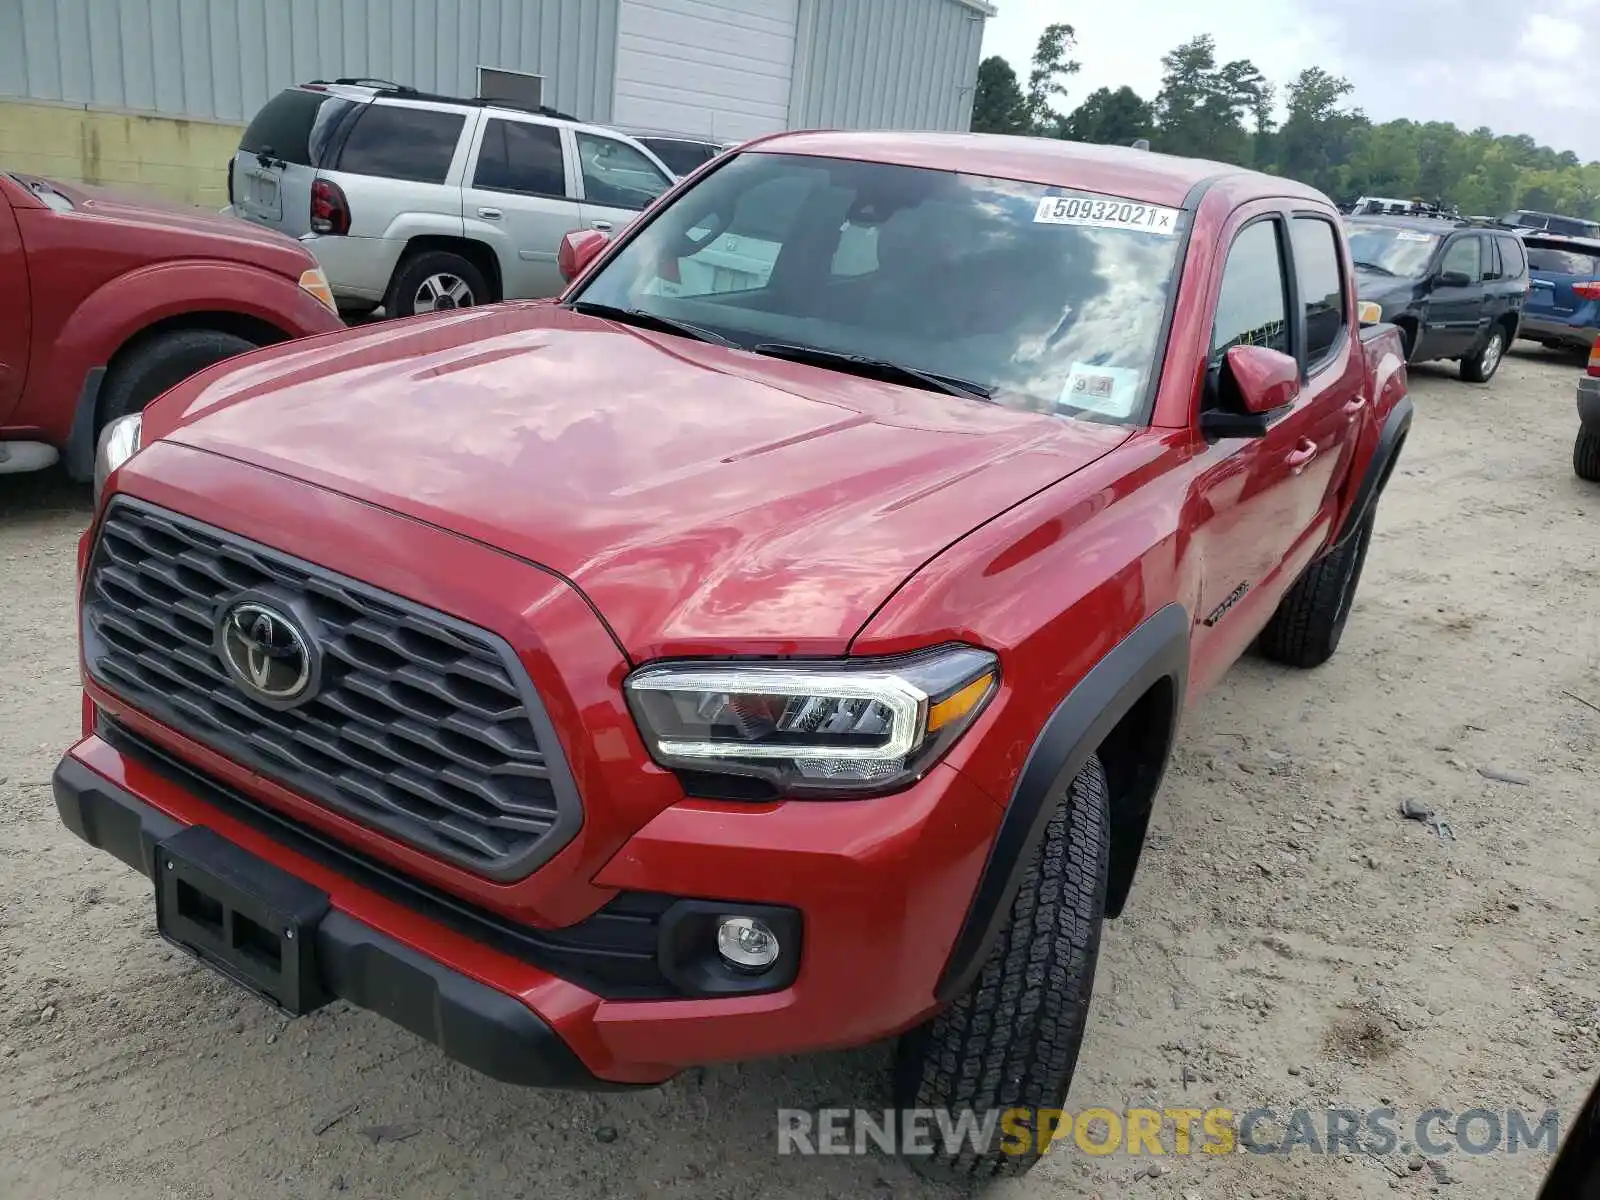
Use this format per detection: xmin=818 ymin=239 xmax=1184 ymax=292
xmin=0 ymin=99 xmax=241 ymax=210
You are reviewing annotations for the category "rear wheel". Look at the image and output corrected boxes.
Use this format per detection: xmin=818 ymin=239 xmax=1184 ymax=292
xmin=100 ymin=328 xmax=260 ymax=428
xmin=1576 ymin=429 xmax=1600 ymax=482
xmin=1257 ymin=510 xmax=1376 ymax=669
xmin=891 ymin=754 xmax=1110 ymax=1179
xmin=386 ymin=250 xmax=488 ymax=319
xmin=1461 ymin=325 xmax=1507 ymax=383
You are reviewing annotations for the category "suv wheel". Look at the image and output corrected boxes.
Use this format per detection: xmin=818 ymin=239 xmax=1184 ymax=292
xmin=100 ymin=329 xmax=259 ymax=427
xmin=1461 ymin=325 xmax=1507 ymax=383
xmin=891 ymin=753 xmax=1110 ymax=1179
xmin=1576 ymin=428 xmax=1600 ymax=482
xmin=387 ymin=251 xmax=488 ymax=318
xmin=1256 ymin=509 xmax=1375 ymax=668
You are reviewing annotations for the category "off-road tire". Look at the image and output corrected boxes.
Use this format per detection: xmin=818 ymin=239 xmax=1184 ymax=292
xmin=99 ymin=329 xmax=259 ymax=429
xmin=891 ymin=753 xmax=1110 ymax=1179
xmin=1576 ymin=428 xmax=1600 ymax=482
xmin=1460 ymin=324 xmax=1507 ymax=383
xmin=385 ymin=250 xmax=489 ymax=319
xmin=1256 ymin=510 xmax=1376 ymax=668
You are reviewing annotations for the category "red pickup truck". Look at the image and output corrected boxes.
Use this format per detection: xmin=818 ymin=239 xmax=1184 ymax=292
xmin=0 ymin=171 xmax=344 ymax=480
xmin=55 ymin=132 xmax=1410 ymax=1175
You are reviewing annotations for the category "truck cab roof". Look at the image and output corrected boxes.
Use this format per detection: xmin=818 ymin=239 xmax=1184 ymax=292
xmin=745 ymin=130 xmax=1331 ymax=210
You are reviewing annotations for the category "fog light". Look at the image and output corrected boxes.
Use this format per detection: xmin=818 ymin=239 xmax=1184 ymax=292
xmin=716 ymin=916 xmax=780 ymax=972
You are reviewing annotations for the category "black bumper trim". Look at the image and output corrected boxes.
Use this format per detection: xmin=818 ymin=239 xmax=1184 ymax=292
xmin=92 ymin=717 xmax=680 ymax=999
xmin=53 ymin=754 xmax=641 ymax=1090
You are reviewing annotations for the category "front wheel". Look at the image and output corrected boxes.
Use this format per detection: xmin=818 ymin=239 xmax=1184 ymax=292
xmin=1461 ymin=325 xmax=1507 ymax=383
xmin=891 ymin=754 xmax=1110 ymax=1179
xmin=1576 ymin=428 xmax=1600 ymax=482
xmin=99 ymin=328 xmax=260 ymax=428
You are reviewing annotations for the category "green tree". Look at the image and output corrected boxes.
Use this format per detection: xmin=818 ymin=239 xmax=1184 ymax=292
xmin=1026 ymin=23 xmax=1081 ymax=132
xmin=1061 ymin=86 xmax=1154 ymax=146
xmin=1151 ymin=36 xmax=1263 ymax=163
xmin=1275 ymin=67 xmax=1361 ymax=196
xmin=970 ymin=55 xmax=1031 ymax=135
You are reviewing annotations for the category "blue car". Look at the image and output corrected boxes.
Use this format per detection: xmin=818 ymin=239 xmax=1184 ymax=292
xmin=1520 ymin=233 xmax=1600 ymax=352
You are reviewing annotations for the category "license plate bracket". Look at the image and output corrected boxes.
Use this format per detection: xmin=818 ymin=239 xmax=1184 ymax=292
xmin=154 ymin=826 xmax=331 ymax=1016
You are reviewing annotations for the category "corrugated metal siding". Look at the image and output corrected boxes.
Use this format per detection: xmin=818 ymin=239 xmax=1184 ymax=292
xmin=0 ymin=0 xmax=619 ymax=125
xmin=789 ymin=0 xmax=985 ymax=132
xmin=612 ymin=0 xmax=797 ymax=141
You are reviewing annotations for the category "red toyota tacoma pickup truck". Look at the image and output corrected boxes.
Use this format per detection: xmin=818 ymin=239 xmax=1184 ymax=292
xmin=0 ymin=170 xmax=344 ymax=480
xmin=55 ymin=132 xmax=1410 ymax=1175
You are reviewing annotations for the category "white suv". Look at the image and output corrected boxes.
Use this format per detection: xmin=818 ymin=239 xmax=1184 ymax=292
xmin=224 ymin=80 xmax=676 ymax=317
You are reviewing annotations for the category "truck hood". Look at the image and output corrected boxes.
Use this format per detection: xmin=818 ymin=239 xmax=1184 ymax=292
xmin=148 ymin=303 xmax=1131 ymax=659
xmin=29 ymin=176 xmax=311 ymax=277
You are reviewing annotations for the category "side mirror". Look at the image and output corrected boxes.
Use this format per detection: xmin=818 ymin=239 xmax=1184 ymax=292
xmin=1200 ymin=345 xmax=1300 ymax=441
xmin=1433 ymin=269 xmax=1472 ymax=289
xmin=558 ymin=229 xmax=610 ymax=283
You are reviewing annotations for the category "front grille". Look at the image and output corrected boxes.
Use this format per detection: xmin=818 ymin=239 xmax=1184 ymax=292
xmin=82 ymin=498 xmax=582 ymax=881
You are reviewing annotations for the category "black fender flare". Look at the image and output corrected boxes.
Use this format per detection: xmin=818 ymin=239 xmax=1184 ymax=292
xmin=935 ymin=602 xmax=1189 ymax=1003
xmin=1330 ymin=393 xmax=1412 ymax=553
xmin=63 ymin=367 xmax=107 ymax=484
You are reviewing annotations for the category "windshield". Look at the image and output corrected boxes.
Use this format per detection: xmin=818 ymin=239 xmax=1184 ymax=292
xmin=1344 ymin=224 xmax=1440 ymax=278
xmin=569 ymin=151 xmax=1188 ymax=425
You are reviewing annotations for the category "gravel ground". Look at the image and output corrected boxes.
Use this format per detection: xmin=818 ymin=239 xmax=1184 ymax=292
xmin=1 ymin=344 xmax=1596 ymax=1200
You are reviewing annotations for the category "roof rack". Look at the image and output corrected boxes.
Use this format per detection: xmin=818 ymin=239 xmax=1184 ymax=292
xmin=306 ymin=77 xmax=580 ymax=122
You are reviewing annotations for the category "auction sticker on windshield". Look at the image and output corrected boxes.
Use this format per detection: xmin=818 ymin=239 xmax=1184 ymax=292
xmin=1034 ymin=195 xmax=1180 ymax=236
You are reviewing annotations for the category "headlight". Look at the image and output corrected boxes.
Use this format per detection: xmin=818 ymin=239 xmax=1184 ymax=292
xmin=93 ymin=413 xmax=142 ymax=507
xmin=624 ymin=645 xmax=999 ymax=797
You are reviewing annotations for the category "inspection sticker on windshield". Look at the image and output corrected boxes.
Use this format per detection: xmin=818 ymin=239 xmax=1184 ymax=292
xmin=1059 ymin=363 xmax=1143 ymax=419
xmin=1396 ymin=231 xmax=1434 ymax=241
xmin=1034 ymin=195 xmax=1180 ymax=236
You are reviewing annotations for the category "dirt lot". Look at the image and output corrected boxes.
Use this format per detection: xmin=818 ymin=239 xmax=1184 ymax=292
xmin=2 ymin=346 xmax=1596 ymax=1200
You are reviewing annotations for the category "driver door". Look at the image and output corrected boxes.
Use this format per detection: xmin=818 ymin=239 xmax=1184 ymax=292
xmin=573 ymin=130 xmax=673 ymax=237
xmin=1417 ymin=233 xmax=1485 ymax=359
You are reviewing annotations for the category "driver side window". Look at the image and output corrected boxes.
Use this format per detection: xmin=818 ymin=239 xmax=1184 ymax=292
xmin=1440 ymin=236 xmax=1482 ymax=282
xmin=1210 ymin=218 xmax=1291 ymax=365
xmin=574 ymin=132 xmax=670 ymax=210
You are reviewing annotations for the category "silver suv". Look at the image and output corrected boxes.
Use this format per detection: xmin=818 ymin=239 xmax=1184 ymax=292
xmin=224 ymin=80 xmax=676 ymax=317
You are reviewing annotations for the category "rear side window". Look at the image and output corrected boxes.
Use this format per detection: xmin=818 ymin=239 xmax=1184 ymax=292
xmin=1525 ymin=241 xmax=1599 ymax=276
xmin=336 ymin=105 xmax=465 ymax=185
xmin=1290 ymin=217 xmax=1346 ymax=366
xmin=474 ymin=119 xmax=568 ymax=197
xmin=1212 ymin=219 xmax=1290 ymax=359
xmin=1496 ymin=236 xmax=1527 ymax=279
xmin=1482 ymin=237 xmax=1504 ymax=281
xmin=240 ymin=89 xmax=354 ymax=167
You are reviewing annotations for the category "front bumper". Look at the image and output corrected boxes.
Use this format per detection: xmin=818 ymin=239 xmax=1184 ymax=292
xmin=1520 ymin=313 xmax=1600 ymax=347
xmin=1579 ymin=375 xmax=1600 ymax=432
xmin=56 ymin=713 xmax=1003 ymax=1083
xmin=54 ymin=750 xmax=618 ymax=1089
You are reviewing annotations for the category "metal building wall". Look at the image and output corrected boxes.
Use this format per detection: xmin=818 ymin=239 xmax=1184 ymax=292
xmin=0 ymin=0 xmax=620 ymax=126
xmin=787 ymin=0 xmax=988 ymax=132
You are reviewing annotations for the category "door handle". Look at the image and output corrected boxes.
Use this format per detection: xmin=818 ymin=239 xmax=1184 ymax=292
xmin=590 ymin=220 xmax=613 ymax=232
xmin=478 ymin=207 xmax=503 ymax=220
xmin=1286 ymin=438 xmax=1319 ymax=473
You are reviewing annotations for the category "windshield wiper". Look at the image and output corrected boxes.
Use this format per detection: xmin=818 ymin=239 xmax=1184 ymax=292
xmin=750 ymin=342 xmax=995 ymax=402
xmin=567 ymin=300 xmax=738 ymax=348
xmin=1352 ymin=260 xmax=1398 ymax=277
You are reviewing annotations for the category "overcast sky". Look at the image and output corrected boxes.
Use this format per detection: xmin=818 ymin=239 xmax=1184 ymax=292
xmin=981 ymin=0 xmax=1599 ymax=162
